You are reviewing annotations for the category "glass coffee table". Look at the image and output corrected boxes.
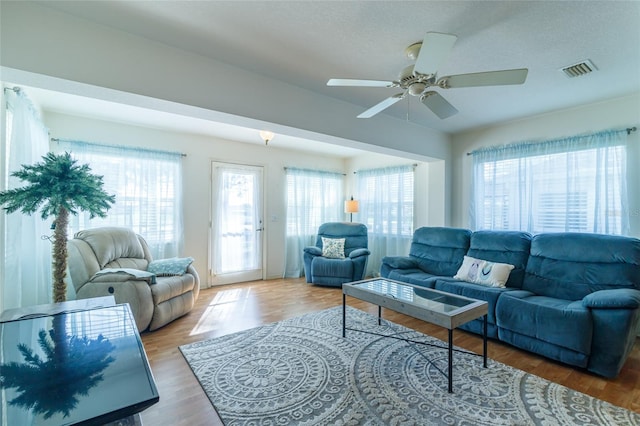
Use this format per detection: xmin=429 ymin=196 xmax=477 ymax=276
xmin=0 ymin=303 xmax=159 ymax=425
xmin=342 ymin=278 xmax=489 ymax=393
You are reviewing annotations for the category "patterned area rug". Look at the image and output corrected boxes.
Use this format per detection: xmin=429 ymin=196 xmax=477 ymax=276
xmin=179 ymin=306 xmax=640 ymax=425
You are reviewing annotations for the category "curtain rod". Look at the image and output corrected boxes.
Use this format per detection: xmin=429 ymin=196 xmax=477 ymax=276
xmin=353 ymin=163 xmax=418 ymax=173
xmin=283 ymin=166 xmax=346 ymax=176
xmin=52 ymin=138 xmax=187 ymax=157
xmin=2 ymin=86 xmax=21 ymax=94
xmin=466 ymin=126 xmax=637 ymax=156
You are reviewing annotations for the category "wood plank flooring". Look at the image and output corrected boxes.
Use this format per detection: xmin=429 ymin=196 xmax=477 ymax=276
xmin=139 ymin=278 xmax=640 ymax=425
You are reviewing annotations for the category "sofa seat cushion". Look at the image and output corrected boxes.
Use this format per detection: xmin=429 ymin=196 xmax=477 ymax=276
xmin=151 ymin=274 xmax=197 ymax=305
xmin=496 ymin=292 xmax=592 ymax=354
xmin=387 ymin=269 xmax=437 ymax=288
xmin=435 ymin=278 xmax=514 ymax=327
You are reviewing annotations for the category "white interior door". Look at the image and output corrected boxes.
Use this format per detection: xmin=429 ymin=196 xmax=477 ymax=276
xmin=210 ymin=162 xmax=264 ymax=285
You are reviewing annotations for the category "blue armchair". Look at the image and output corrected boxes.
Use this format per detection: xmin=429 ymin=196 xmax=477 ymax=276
xmin=303 ymin=222 xmax=370 ymax=287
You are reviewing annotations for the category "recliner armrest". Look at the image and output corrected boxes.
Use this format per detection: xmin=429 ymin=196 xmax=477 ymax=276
xmin=381 ymin=256 xmax=417 ymax=270
xmin=303 ymin=246 xmax=323 ymax=257
xmin=349 ymin=248 xmax=370 ymax=259
xmin=90 ymin=268 xmax=157 ymax=285
xmin=582 ymin=289 xmax=640 ymax=309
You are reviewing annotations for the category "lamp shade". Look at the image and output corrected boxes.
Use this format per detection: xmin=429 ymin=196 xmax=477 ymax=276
xmin=344 ymin=199 xmax=359 ymax=214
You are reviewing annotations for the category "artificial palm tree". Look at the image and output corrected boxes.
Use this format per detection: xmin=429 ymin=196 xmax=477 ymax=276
xmin=0 ymin=152 xmax=115 ymax=302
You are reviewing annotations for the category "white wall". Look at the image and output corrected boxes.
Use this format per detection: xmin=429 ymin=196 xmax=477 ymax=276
xmin=43 ymin=111 xmax=441 ymax=284
xmin=0 ymin=1 xmax=452 ymax=161
xmin=450 ymin=93 xmax=640 ymax=237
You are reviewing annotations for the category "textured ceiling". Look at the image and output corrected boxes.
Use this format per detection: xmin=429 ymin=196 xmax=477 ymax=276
xmin=24 ymin=1 xmax=640 ymax=138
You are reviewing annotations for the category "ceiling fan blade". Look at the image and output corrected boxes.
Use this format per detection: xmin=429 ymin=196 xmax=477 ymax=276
xmin=327 ymin=78 xmax=394 ymax=87
xmin=421 ymin=91 xmax=458 ymax=119
xmin=357 ymin=93 xmax=404 ymax=118
xmin=413 ymin=32 xmax=458 ymax=76
xmin=441 ymin=68 xmax=529 ymax=88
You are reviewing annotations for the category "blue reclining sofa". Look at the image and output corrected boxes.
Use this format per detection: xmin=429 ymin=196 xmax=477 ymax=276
xmin=380 ymin=227 xmax=640 ymax=378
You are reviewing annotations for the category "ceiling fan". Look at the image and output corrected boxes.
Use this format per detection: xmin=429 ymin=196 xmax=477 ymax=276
xmin=327 ymin=32 xmax=528 ymax=119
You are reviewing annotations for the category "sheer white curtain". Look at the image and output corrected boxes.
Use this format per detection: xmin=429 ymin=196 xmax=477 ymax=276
xmin=2 ymin=88 xmax=52 ymax=311
xmin=56 ymin=140 xmax=184 ymax=258
xmin=284 ymin=168 xmax=343 ymax=278
xmin=357 ymin=165 xmax=414 ymax=277
xmin=471 ymin=129 xmax=629 ymax=235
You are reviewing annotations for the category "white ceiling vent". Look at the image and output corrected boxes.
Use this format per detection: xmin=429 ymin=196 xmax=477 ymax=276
xmin=560 ymin=60 xmax=597 ymax=78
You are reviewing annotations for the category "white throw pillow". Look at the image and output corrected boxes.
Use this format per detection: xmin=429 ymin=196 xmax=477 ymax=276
xmin=321 ymin=237 xmax=346 ymax=259
xmin=454 ymin=255 xmax=514 ymax=288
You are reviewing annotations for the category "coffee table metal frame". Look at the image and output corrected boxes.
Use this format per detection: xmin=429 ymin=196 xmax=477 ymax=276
xmin=342 ymin=278 xmax=489 ymax=393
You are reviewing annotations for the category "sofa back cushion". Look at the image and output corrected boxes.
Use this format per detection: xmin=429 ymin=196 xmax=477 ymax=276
xmin=522 ymin=232 xmax=640 ymax=300
xmin=315 ymin=222 xmax=368 ymax=257
xmin=409 ymin=227 xmax=471 ymax=276
xmin=467 ymin=231 xmax=532 ymax=288
xmin=74 ymin=227 xmax=147 ymax=268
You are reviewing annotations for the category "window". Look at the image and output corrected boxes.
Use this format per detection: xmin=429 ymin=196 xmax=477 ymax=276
xmin=283 ymin=168 xmax=343 ymax=278
xmin=357 ymin=165 xmax=414 ymax=276
xmin=285 ymin=168 xmax=343 ymax=236
xmin=357 ymin=165 xmax=414 ymax=237
xmin=56 ymin=140 xmax=184 ymax=258
xmin=471 ymin=130 xmax=628 ymax=235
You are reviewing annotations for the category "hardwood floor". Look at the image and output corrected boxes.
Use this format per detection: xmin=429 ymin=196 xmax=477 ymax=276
xmin=140 ymin=278 xmax=640 ymax=425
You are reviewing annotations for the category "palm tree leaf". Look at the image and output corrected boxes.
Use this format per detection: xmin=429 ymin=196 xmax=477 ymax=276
xmin=0 ymin=152 xmax=115 ymax=220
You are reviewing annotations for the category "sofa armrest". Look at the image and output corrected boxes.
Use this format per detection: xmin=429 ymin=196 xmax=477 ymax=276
xmin=582 ymin=289 xmax=640 ymax=309
xmin=303 ymin=246 xmax=323 ymax=257
xmin=381 ymin=256 xmax=417 ymax=270
xmin=583 ymin=288 xmax=640 ymax=377
xmin=185 ymin=264 xmax=201 ymax=301
xmin=90 ymin=268 xmax=157 ymax=285
xmin=349 ymin=248 xmax=370 ymax=259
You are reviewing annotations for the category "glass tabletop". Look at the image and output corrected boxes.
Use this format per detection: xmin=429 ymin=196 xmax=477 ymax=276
xmin=351 ymin=279 xmax=477 ymax=314
xmin=0 ymin=304 xmax=158 ymax=425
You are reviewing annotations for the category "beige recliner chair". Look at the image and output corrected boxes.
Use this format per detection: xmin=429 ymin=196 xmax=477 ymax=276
xmin=67 ymin=227 xmax=200 ymax=331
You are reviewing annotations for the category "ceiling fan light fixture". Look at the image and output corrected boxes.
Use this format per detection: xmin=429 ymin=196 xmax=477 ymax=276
xmin=408 ymin=82 xmax=426 ymax=96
